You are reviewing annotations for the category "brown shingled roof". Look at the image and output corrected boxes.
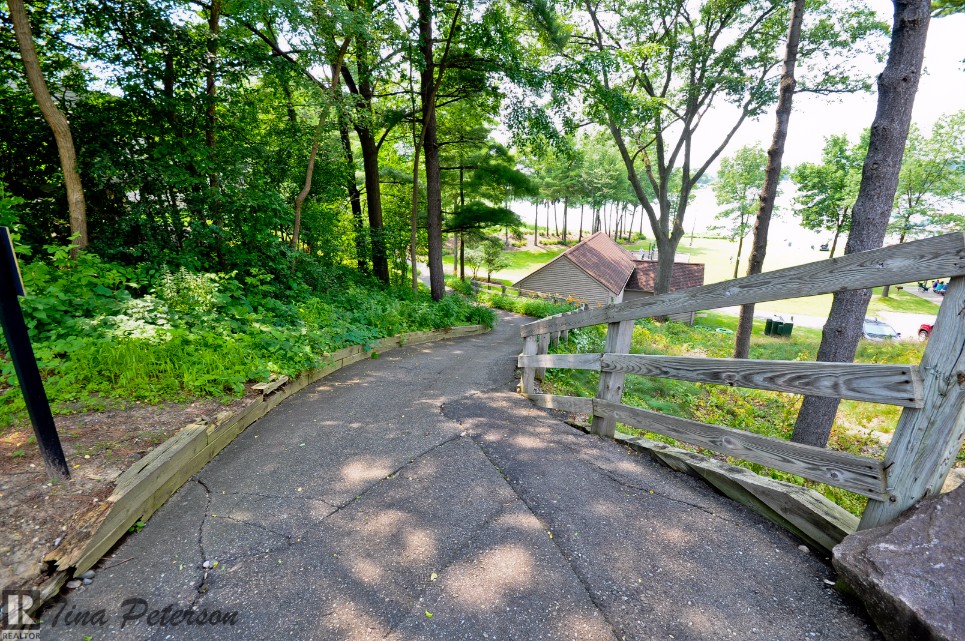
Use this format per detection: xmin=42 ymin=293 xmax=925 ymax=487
xmin=626 ymin=260 xmax=705 ymax=293
xmin=556 ymin=232 xmax=637 ymax=294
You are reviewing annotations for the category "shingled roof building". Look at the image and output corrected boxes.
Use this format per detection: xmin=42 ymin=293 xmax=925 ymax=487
xmin=513 ymin=232 xmax=705 ymax=324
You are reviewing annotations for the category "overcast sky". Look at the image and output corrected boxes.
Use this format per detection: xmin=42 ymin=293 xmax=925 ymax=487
xmin=700 ymin=2 xmax=965 ymax=169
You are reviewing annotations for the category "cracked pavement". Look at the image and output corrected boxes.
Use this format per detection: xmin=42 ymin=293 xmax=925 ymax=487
xmin=38 ymin=312 xmax=880 ymax=640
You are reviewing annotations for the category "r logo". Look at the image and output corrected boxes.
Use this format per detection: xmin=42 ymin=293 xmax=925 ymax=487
xmin=1 ymin=591 xmax=39 ymax=629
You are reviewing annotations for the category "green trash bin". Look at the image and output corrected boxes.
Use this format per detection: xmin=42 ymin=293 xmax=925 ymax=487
xmin=771 ymin=321 xmax=784 ymax=336
xmin=778 ymin=322 xmax=793 ymax=337
xmin=764 ymin=318 xmax=774 ymax=336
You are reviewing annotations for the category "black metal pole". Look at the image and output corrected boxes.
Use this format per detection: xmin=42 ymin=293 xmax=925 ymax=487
xmin=0 ymin=227 xmax=69 ymax=480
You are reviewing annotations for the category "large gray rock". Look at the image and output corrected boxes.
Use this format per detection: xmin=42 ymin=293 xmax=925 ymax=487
xmin=833 ymin=484 xmax=965 ymax=641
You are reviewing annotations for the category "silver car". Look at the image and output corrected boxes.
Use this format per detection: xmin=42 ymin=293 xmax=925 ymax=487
xmin=862 ymin=318 xmax=900 ymax=341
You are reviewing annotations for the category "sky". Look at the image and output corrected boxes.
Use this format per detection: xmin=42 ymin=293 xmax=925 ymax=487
xmin=511 ymin=3 xmax=965 ymax=238
xmin=707 ymin=2 xmax=965 ymax=169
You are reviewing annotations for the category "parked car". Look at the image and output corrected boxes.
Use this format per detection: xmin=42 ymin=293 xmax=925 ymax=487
xmin=918 ymin=323 xmax=934 ymax=342
xmin=819 ymin=243 xmax=830 ymax=251
xmin=862 ymin=318 xmax=900 ymax=341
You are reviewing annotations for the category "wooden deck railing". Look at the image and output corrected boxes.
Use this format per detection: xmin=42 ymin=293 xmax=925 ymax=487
xmin=517 ymin=233 xmax=965 ymax=531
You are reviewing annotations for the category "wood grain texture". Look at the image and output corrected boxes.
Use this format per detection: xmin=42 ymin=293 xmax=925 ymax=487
xmin=519 ymin=352 xmax=923 ymax=407
xmin=600 ymin=354 xmax=923 ymax=407
xmin=518 ymin=335 xmax=539 ymax=395
xmin=613 ymin=433 xmax=857 ymax=553
xmin=518 ymin=353 xmax=602 ymax=370
xmin=592 ymin=320 xmax=635 ymax=437
xmin=521 ymin=233 xmax=965 ymax=336
xmin=535 ymin=333 xmax=549 ymax=381
xmin=527 ymin=393 xmax=594 ymax=414
xmin=860 ymin=275 xmax=965 ymax=528
xmin=593 ymin=398 xmax=887 ymax=499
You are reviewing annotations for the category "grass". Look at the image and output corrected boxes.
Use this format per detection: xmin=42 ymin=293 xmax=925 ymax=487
xmin=498 ymin=246 xmax=567 ymax=283
xmin=0 ymin=255 xmax=497 ymax=427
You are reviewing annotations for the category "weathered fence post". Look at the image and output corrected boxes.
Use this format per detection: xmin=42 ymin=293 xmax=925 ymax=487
xmin=591 ymin=319 xmax=635 ymax=437
xmin=501 ymin=284 xmax=507 ymax=294
xmin=519 ymin=335 xmax=539 ymax=394
xmin=860 ymin=275 xmax=965 ymax=529
xmin=534 ymin=333 xmax=549 ymax=381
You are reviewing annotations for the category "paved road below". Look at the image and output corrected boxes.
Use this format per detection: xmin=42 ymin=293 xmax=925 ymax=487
xmin=41 ymin=312 xmax=879 ymax=640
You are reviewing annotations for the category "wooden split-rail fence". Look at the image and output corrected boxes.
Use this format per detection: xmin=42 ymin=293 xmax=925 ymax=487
xmin=517 ymin=233 xmax=965 ymax=532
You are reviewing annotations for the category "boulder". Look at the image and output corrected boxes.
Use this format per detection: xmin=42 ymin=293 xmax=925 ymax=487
xmin=941 ymin=467 xmax=964 ymax=493
xmin=833 ymin=484 xmax=965 ymax=641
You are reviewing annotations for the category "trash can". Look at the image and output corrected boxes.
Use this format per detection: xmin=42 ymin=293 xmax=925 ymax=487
xmin=778 ymin=322 xmax=793 ymax=337
xmin=764 ymin=318 xmax=774 ymax=336
xmin=770 ymin=321 xmax=784 ymax=336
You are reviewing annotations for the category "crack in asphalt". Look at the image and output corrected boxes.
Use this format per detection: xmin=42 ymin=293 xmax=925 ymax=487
xmin=191 ymin=477 xmax=214 ymax=605
xmin=464 ymin=433 xmax=624 ymax=641
xmin=380 ymin=497 xmax=517 ymax=641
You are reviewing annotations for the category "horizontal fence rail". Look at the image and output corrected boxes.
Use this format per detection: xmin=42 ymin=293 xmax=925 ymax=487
xmin=525 ymin=393 xmax=888 ymax=500
xmin=515 ymin=234 xmax=965 ymax=536
xmin=521 ymin=232 xmax=965 ymax=337
xmin=518 ymin=353 xmax=924 ymax=407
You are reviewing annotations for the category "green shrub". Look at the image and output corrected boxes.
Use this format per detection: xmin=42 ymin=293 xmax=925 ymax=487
xmin=479 ymin=292 xmax=575 ymax=318
xmin=0 ymin=244 xmax=496 ymax=424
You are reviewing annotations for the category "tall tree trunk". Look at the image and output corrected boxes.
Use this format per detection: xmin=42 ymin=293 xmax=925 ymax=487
xmin=293 ymin=40 xmax=351 ymax=252
xmin=411 ymin=0 xmax=460 ymax=298
xmin=829 ymin=212 xmax=845 ymax=258
xmin=9 ymin=0 xmax=87 ymax=256
xmin=293 ymin=112 xmax=324 ymax=251
xmin=206 ymin=0 xmax=221 ymax=224
xmin=534 ymin=201 xmax=539 ymax=246
xmin=358 ymin=129 xmax=390 ymax=282
xmin=579 ymin=204 xmax=584 ymax=241
xmin=553 ymin=201 xmax=559 ymax=236
xmin=419 ymin=0 xmax=445 ymax=300
xmin=562 ymin=197 xmax=568 ymax=244
xmin=460 ymin=233 xmax=465 ymax=279
xmin=792 ymin=0 xmax=930 ymax=448
xmin=338 ymin=118 xmax=367 ymax=273
xmin=734 ymin=0 xmax=804 ymax=359
xmin=733 ymin=230 xmax=744 ymax=279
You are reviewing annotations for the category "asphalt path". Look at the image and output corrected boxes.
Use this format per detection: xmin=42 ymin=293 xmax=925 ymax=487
xmin=39 ymin=312 xmax=879 ymax=640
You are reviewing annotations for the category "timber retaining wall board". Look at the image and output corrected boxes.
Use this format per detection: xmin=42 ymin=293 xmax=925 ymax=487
xmin=36 ymin=324 xmax=490 ymax=609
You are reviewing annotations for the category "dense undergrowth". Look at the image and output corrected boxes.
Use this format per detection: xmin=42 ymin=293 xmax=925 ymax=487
xmin=0 ymin=243 xmax=494 ymax=426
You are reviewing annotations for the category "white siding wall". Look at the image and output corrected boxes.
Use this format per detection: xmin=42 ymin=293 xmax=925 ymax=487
xmin=516 ymin=257 xmax=621 ymax=306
